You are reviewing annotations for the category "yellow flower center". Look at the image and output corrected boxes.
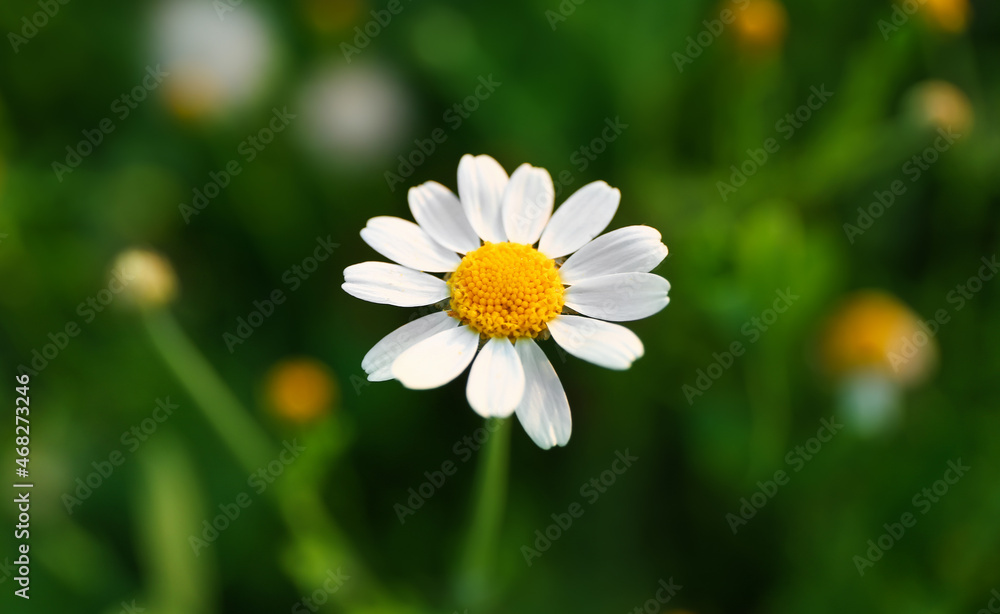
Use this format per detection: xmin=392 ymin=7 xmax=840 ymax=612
xmin=448 ymin=242 xmax=564 ymax=339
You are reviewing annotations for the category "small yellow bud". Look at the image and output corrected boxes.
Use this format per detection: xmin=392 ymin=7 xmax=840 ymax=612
xmin=112 ymin=249 xmax=178 ymax=308
xmin=265 ymin=358 xmax=339 ymax=423
xmin=923 ymin=0 xmax=969 ymax=34
xmin=732 ymin=0 xmax=788 ymax=53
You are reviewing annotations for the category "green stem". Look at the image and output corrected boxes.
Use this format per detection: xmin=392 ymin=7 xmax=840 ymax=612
xmin=141 ymin=307 xmax=271 ymax=473
xmin=143 ymin=308 xmax=405 ymax=612
xmin=744 ymin=345 xmax=790 ymax=481
xmin=454 ymin=417 xmax=511 ymax=606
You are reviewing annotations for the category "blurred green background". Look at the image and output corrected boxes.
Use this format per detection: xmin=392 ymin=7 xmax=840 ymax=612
xmin=2 ymin=0 xmax=999 ymax=612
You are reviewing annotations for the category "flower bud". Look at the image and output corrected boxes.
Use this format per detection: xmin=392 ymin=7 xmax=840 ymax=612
xmin=732 ymin=0 xmax=788 ymax=53
xmin=923 ymin=0 xmax=969 ymax=34
xmin=266 ymin=358 xmax=339 ymax=423
xmin=113 ymin=248 xmax=178 ymax=307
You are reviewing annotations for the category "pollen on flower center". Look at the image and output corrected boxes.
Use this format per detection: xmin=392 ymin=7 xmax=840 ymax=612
xmin=447 ymin=242 xmax=565 ymax=339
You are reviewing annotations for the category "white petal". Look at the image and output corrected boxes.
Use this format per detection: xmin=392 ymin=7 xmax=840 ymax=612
xmin=547 ymin=315 xmax=644 ymax=370
xmin=466 ymin=337 xmax=526 ymax=418
xmin=558 ymin=225 xmax=668 ymax=285
xmin=343 ymin=262 xmax=449 ymax=307
xmin=391 ymin=326 xmax=480 ymax=390
xmin=362 ymin=312 xmax=459 ymax=381
xmin=501 ymin=163 xmax=554 ymax=245
xmin=458 ymin=154 xmax=508 ymax=243
xmin=538 ymin=181 xmax=620 ymax=258
xmin=408 ymin=181 xmax=481 ymax=254
xmin=563 ymin=273 xmax=670 ymax=321
xmin=513 ymin=338 xmax=571 ymax=449
xmin=360 ymin=216 xmax=461 ymax=273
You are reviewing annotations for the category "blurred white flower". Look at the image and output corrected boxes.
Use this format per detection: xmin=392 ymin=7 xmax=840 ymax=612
xmin=838 ymin=369 xmax=902 ymax=437
xmin=297 ymin=64 xmax=413 ymax=166
xmin=153 ymin=0 xmax=277 ymax=119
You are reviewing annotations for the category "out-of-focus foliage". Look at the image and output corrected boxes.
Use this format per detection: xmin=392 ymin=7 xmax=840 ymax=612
xmin=1 ymin=0 xmax=999 ymax=612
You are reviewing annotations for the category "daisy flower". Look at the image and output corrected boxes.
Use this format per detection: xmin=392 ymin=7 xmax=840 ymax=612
xmin=342 ymin=154 xmax=670 ymax=449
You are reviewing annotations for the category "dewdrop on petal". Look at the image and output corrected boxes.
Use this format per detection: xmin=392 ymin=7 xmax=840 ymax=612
xmin=922 ymin=0 xmax=969 ymax=34
xmin=732 ymin=0 xmax=788 ymax=53
xmin=820 ymin=291 xmax=937 ymax=435
xmin=112 ymin=249 xmax=178 ymax=308
xmin=265 ymin=358 xmax=339 ymax=423
xmin=904 ymin=80 xmax=973 ymax=135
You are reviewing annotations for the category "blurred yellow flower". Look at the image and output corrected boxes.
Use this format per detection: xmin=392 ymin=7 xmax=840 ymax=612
xmin=732 ymin=0 xmax=788 ymax=52
xmin=922 ymin=0 xmax=969 ymax=34
xmin=821 ymin=291 xmax=937 ymax=435
xmin=113 ymin=248 xmax=178 ymax=307
xmin=821 ymin=290 xmax=936 ymax=387
xmin=266 ymin=358 xmax=339 ymax=423
xmin=904 ymin=79 xmax=973 ymax=135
